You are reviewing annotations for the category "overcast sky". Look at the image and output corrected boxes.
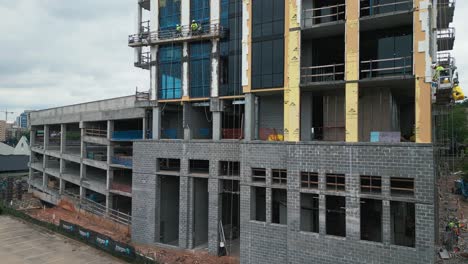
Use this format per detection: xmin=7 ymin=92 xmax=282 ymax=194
xmin=0 ymin=1 xmax=466 ymax=122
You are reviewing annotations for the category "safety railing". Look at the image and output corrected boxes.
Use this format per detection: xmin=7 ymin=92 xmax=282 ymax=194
xmin=85 ymin=128 xmax=107 ymax=138
xmin=437 ymin=28 xmax=455 ymax=40
xmin=128 ymin=23 xmax=226 ymax=46
xmin=140 ymin=20 xmax=150 ymax=35
xmin=80 ymin=198 xmax=132 ymax=226
xmin=111 ymin=156 xmax=133 ymax=168
xmin=112 ymin=130 xmax=143 ymax=141
xmin=360 ymin=0 xmax=413 ymax=17
xmin=135 ymin=90 xmax=150 ymax=101
xmin=135 ymin=51 xmax=151 ymax=69
xmin=437 ymin=0 xmax=456 ymax=8
xmin=301 ymin=63 xmax=345 ymax=84
xmin=110 ymin=182 xmax=132 ymax=194
xmin=302 ymin=4 xmax=346 ymax=27
xmin=437 ymin=52 xmax=455 ymax=68
xmin=86 ymin=151 xmax=107 ymax=162
xmin=360 ymin=56 xmax=413 ymax=79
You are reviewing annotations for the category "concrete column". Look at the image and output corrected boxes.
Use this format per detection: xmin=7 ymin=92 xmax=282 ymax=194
xmin=344 ymin=0 xmax=360 ymax=142
xmin=106 ymin=194 xmax=113 ymax=213
xmin=79 ymin=122 xmax=85 ymax=159
xmin=183 ymin=43 xmax=189 ymax=98
xmin=59 ymin=179 xmax=65 ymax=195
xmin=150 ymin=0 xmax=159 ymax=30
xmin=183 ymin=103 xmax=192 ymax=140
xmin=345 ymin=196 xmax=360 ymax=240
xmin=43 ymin=125 xmax=49 ymax=150
xmin=212 ymin=111 xmax=222 ymax=140
xmin=244 ymin=93 xmax=255 ymax=141
xmin=207 ymin=178 xmax=220 ymax=255
xmin=210 ymin=0 xmax=220 ymax=24
xmin=135 ymin=2 xmax=142 ymax=65
xmin=382 ymin=200 xmax=391 ymax=244
xmin=179 ymin=175 xmax=192 ymax=249
xmin=211 ymin=40 xmax=219 ymax=97
xmin=182 ymin=0 xmax=190 ymax=25
xmin=29 ymin=128 xmax=35 ymax=147
xmin=60 ymin=124 xmax=66 ymax=154
xmin=152 ymin=107 xmax=161 ymax=140
xmin=80 ymin=186 xmax=85 ymax=199
xmin=107 ymin=120 xmax=114 ymax=140
xmin=150 ymin=46 xmax=158 ymax=100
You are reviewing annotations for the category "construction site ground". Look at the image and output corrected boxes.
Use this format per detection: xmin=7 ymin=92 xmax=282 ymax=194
xmin=0 ymin=215 xmax=125 ymax=264
xmin=437 ymin=172 xmax=468 ymax=263
xmin=22 ymin=201 xmax=238 ymax=264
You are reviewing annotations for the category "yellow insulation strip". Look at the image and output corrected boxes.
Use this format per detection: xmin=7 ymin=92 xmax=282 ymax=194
xmin=284 ymin=0 xmax=301 ymax=142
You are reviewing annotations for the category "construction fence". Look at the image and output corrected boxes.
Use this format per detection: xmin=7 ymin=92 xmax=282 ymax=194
xmin=0 ymin=202 xmax=157 ymax=264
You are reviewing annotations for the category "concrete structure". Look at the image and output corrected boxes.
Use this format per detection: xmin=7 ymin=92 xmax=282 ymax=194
xmin=0 ymin=120 xmax=6 ymax=142
xmin=27 ymin=0 xmax=457 ymax=263
xmin=125 ymin=0 xmax=456 ymax=263
xmin=28 ymin=96 xmax=147 ymax=215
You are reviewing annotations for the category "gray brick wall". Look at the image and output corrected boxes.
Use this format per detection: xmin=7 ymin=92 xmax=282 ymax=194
xmin=132 ymin=140 xmax=435 ymax=264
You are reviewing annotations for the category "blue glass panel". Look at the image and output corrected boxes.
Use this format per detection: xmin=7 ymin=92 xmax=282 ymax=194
xmin=190 ymin=42 xmax=211 ymax=98
xmin=158 ymin=45 xmax=182 ymax=99
xmin=191 ymin=0 xmax=210 ymax=24
xmin=159 ymin=0 xmax=181 ymax=30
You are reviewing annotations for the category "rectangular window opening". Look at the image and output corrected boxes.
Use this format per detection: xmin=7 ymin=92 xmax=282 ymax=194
xmin=252 ymin=168 xmax=266 ymax=182
xmin=390 ymin=177 xmax=414 ymax=196
xmin=360 ymin=175 xmax=382 ymax=194
xmin=326 ymin=173 xmax=345 ymax=191
xmin=300 ymin=193 xmax=319 ymax=233
xmin=158 ymin=158 xmax=181 ymax=172
xmin=326 ymin=195 xmax=346 ymax=237
xmin=272 ymin=189 xmax=287 ymax=224
xmin=189 ymin=159 xmax=210 ymax=174
xmin=360 ymin=199 xmax=382 ymax=242
xmin=219 ymin=161 xmax=240 ymax=177
xmin=251 ymin=187 xmax=266 ymax=222
xmin=391 ymin=201 xmax=415 ymax=247
xmin=301 ymin=172 xmax=319 ymax=189
xmin=272 ymin=169 xmax=287 ymax=185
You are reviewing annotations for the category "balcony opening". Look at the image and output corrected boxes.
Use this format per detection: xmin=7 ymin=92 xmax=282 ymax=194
xmin=111 ymin=169 xmax=132 ymax=194
xmin=111 ymin=194 xmax=132 ymax=215
xmin=46 ymin=174 xmax=60 ymax=194
xmin=219 ymin=161 xmax=240 ymax=177
xmin=390 ymin=201 xmax=415 ymax=247
xmin=221 ymin=179 xmax=240 ymax=257
xmin=189 ymin=159 xmax=210 ymax=175
xmin=158 ymin=45 xmax=182 ymax=100
xmin=64 ymin=181 xmax=80 ymax=197
xmin=188 ymin=102 xmax=212 ymax=140
xmin=251 ymin=168 xmax=266 ymax=182
xmin=159 ymin=175 xmax=180 ymax=245
xmin=251 ymin=187 xmax=266 ymax=222
xmin=256 ymin=94 xmax=284 ymax=141
xmin=300 ymin=193 xmax=319 ymax=233
xmin=301 ymin=172 xmax=319 ymax=189
xmin=161 ymin=103 xmax=184 ymax=139
xmin=390 ymin=177 xmax=414 ymax=196
xmin=360 ymin=0 xmax=413 ymax=17
xmin=193 ymin=178 xmax=209 ymax=247
xmin=64 ymin=123 xmax=80 ymax=156
xmin=30 ymin=169 xmax=43 ymax=188
xmin=62 ymin=161 xmax=80 ymax=181
xmin=302 ymin=0 xmax=345 ymax=28
xmin=113 ymin=119 xmax=143 ymax=141
xmin=158 ymin=158 xmax=181 ymax=172
xmin=360 ymin=198 xmax=382 ymax=242
xmin=47 ymin=125 xmax=61 ymax=151
xmin=301 ymin=36 xmax=345 ymax=85
xmin=360 ymin=26 xmax=413 ymax=79
xmin=222 ymin=100 xmax=245 ymax=140
xmin=31 ymin=152 xmax=43 ymax=168
xmin=84 ymin=188 xmax=106 ymax=205
xmin=272 ymin=188 xmax=287 ymax=224
xmin=83 ymin=165 xmax=107 ymax=189
xmin=85 ymin=121 xmax=107 ymax=138
xmin=326 ymin=195 xmax=346 ymax=237
xmin=45 ymin=156 xmax=60 ymax=173
xmin=32 ymin=127 xmax=45 ymax=149
xmin=85 ymin=143 xmax=107 ymax=162
xmin=359 ymin=85 xmax=415 ymax=142
xmin=301 ymin=89 xmax=345 ymax=141
xmin=112 ymin=142 xmax=133 ymax=168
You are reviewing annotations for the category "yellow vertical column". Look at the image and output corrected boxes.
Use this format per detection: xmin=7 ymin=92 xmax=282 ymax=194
xmin=345 ymin=0 xmax=360 ymax=142
xmin=414 ymin=0 xmax=432 ymax=143
xmin=284 ymin=0 xmax=301 ymax=142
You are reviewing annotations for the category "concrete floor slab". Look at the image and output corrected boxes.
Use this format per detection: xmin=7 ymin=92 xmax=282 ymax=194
xmin=0 ymin=216 xmax=126 ymax=264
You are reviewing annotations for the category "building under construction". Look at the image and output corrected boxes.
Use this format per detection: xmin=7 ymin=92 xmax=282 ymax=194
xmin=28 ymin=0 xmax=459 ymax=263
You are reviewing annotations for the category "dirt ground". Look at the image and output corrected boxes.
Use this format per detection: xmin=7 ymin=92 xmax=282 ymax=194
xmin=24 ymin=205 xmax=238 ymax=263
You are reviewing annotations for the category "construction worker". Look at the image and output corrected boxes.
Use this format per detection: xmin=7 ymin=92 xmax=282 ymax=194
xmin=432 ymin=63 xmax=445 ymax=82
xmin=452 ymin=80 xmax=466 ymax=101
xmin=175 ymin=24 xmax=182 ymax=37
xmin=191 ymin=20 xmax=200 ymax=32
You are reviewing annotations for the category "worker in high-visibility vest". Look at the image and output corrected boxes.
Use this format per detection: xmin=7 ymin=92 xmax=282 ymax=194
xmin=452 ymin=80 xmax=466 ymax=101
xmin=432 ymin=63 xmax=445 ymax=82
xmin=191 ymin=20 xmax=200 ymax=32
xmin=175 ymin=24 xmax=182 ymax=33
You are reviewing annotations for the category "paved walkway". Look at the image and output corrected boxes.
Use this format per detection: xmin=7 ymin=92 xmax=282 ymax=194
xmin=0 ymin=215 xmax=126 ymax=264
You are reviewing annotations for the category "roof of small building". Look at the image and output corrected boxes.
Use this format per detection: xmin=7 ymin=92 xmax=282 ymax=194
xmin=0 ymin=155 xmax=29 ymax=172
xmin=0 ymin=142 xmax=14 ymax=155
xmin=13 ymin=137 xmax=30 ymax=156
